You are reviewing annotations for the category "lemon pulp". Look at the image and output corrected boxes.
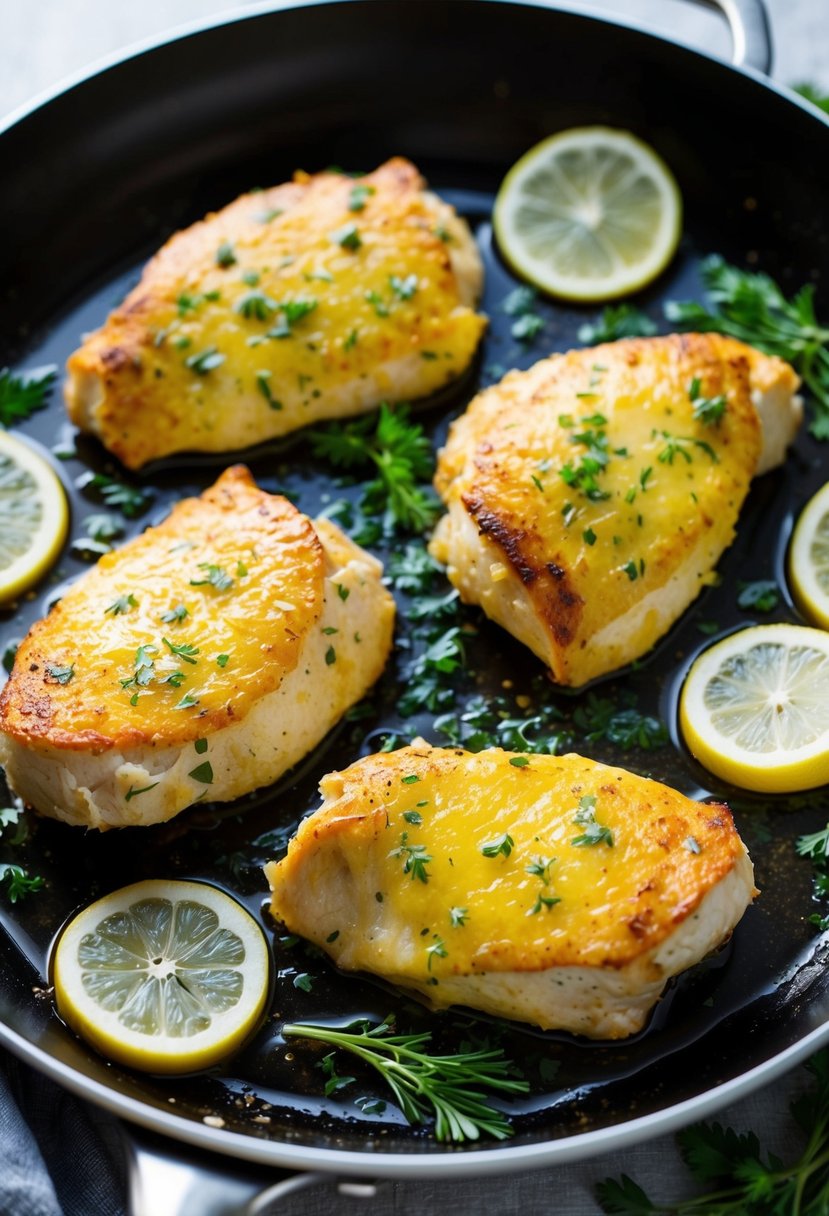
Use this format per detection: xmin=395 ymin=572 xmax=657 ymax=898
xmin=493 ymin=126 xmax=682 ymax=302
xmin=679 ymin=624 xmax=829 ymax=793
xmin=0 ymin=430 xmax=68 ymax=603
xmin=789 ymin=480 xmax=829 ymax=630
xmin=53 ymin=879 xmax=269 ymax=1073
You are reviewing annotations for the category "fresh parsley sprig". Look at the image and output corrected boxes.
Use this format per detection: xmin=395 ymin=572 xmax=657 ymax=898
xmin=0 ymin=863 xmax=44 ymax=903
xmin=308 ymin=403 xmax=440 ymax=533
xmin=666 ymin=255 xmax=829 ymax=439
xmin=597 ymin=1049 xmax=829 ymax=1215
xmin=282 ymin=1018 xmax=529 ymax=1142
xmin=0 ymin=365 xmax=57 ymax=427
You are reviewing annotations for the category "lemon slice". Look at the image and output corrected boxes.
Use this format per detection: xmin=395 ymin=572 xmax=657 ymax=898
xmin=493 ymin=126 xmax=682 ymax=302
xmin=53 ymin=879 xmax=270 ymax=1074
xmin=789 ymin=481 xmax=829 ymax=630
xmin=0 ymin=430 xmax=68 ymax=603
xmin=679 ymin=624 xmax=829 ymax=793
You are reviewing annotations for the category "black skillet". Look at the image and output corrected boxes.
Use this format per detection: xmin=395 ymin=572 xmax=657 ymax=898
xmin=2 ymin=0 xmax=829 ymax=1206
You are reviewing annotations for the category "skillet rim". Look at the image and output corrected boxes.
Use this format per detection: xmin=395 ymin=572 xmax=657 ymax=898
xmin=2 ymin=0 xmax=829 ymax=1175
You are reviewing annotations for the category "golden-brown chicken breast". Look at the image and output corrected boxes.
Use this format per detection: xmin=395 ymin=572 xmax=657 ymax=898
xmin=430 ymin=334 xmax=801 ymax=686
xmin=0 ymin=467 xmax=395 ymax=829
xmin=65 ymin=158 xmax=486 ymax=469
xmin=265 ymin=741 xmax=755 ymax=1039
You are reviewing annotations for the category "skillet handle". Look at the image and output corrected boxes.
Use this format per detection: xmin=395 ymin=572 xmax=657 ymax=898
xmin=125 ymin=1125 xmax=326 ymax=1216
xmin=689 ymin=0 xmax=772 ymax=73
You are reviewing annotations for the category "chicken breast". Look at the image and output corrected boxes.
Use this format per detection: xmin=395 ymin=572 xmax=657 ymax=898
xmin=0 ymin=467 xmax=395 ymax=830
xmin=430 ymin=333 xmax=801 ymax=686
xmin=266 ymin=742 xmax=755 ymax=1039
xmin=66 ymin=158 xmax=486 ymax=469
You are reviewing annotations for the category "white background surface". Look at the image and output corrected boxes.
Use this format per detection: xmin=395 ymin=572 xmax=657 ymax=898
xmin=1 ymin=0 xmax=828 ymax=117
xmin=1 ymin=1 xmax=828 ymax=1213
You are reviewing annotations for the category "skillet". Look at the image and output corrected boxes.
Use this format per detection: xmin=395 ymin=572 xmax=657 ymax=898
xmin=1 ymin=0 xmax=829 ymax=1196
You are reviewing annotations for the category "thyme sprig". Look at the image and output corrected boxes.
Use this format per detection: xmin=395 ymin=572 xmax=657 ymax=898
xmin=282 ymin=1018 xmax=528 ymax=1142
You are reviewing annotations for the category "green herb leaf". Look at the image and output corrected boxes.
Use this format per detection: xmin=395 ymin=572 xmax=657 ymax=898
xmin=737 ymin=580 xmax=780 ymax=613
xmin=81 ymin=473 xmax=153 ymax=519
xmin=480 ymin=833 xmax=514 ymax=859
xmin=185 ymin=346 xmax=226 ymax=374
xmin=161 ymin=603 xmax=189 ymax=624
xmin=330 ymin=222 xmax=362 ymax=251
xmin=578 ymin=304 xmax=657 ymax=345
xmin=348 ymin=183 xmax=375 ymax=211
xmin=190 ymin=563 xmax=234 ymax=591
xmin=105 ymin=594 xmax=137 ymax=616
xmin=0 ymin=864 xmax=44 ymax=903
xmin=0 ymin=365 xmax=57 ymax=427
xmin=45 ymin=663 xmax=74 ymax=685
xmin=282 ymin=1018 xmax=529 ymax=1142
xmin=666 ymin=255 xmax=829 ymax=440
xmin=188 ymin=761 xmax=214 ymax=784
xmin=389 ymin=832 xmax=432 ymax=883
xmin=216 ymin=241 xmax=237 ymax=268
xmin=309 ymin=403 xmax=439 ymax=534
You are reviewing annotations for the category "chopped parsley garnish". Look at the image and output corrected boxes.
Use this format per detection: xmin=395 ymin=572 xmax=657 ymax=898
xmin=348 ymin=183 xmax=375 ymax=211
xmin=509 ymin=756 xmax=529 ymax=768
xmin=162 ymin=637 xmax=200 ymax=664
xmin=390 ymin=832 xmax=432 ymax=883
xmin=216 ymin=653 xmax=230 ymax=668
xmin=216 ymin=241 xmax=237 ymax=267
xmin=578 ymin=303 xmax=657 ymax=344
xmin=188 ymin=761 xmax=214 ymax=784
xmin=390 ymin=273 xmax=418 ymax=300
xmin=511 ymin=313 xmax=544 ymax=343
xmin=80 ymin=473 xmax=153 ymax=518
xmin=0 ymin=365 xmax=56 ymax=426
xmin=309 ymin=403 xmax=439 ymax=534
xmin=255 ymin=369 xmax=282 ymax=410
xmin=335 ymin=582 xmax=350 ymax=601
xmin=426 ymin=937 xmax=448 ymax=970
xmin=403 ymin=810 xmax=423 ymax=825
xmin=0 ymin=864 xmax=44 ymax=903
xmin=325 ymin=645 xmax=337 ymax=666
xmin=344 ymin=329 xmax=359 ymax=352
xmin=190 ymin=563 xmax=234 ymax=591
xmin=45 ymin=663 xmax=74 ymax=685
xmin=161 ymin=603 xmax=189 ymax=624
xmin=234 ymin=290 xmax=277 ymax=321
xmin=330 ymin=222 xmax=362 ymax=251
xmin=83 ymin=513 xmax=124 ymax=543
xmin=666 ymin=254 xmax=829 ymax=440
xmin=737 ymin=579 xmax=780 ymax=613
xmin=583 ymin=527 xmax=597 ymax=545
xmin=105 ymin=594 xmax=137 ymax=616
xmin=689 ymin=376 xmax=728 ymax=425
xmin=365 ymin=289 xmax=390 ymax=317
xmin=450 ymin=907 xmax=469 ymax=927
xmin=571 ymin=795 xmax=613 ymax=847
xmin=185 ymin=346 xmax=226 ymax=374
xmin=267 ymin=297 xmax=318 ymax=338
xmin=480 ymin=833 xmax=515 ymax=859
xmin=293 ymin=973 xmax=314 ymax=993
xmin=125 ymin=782 xmax=159 ymax=802
xmin=654 ymin=429 xmax=718 ymax=465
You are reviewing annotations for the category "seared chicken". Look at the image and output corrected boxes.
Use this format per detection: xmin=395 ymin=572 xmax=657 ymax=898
xmin=0 ymin=467 xmax=395 ymax=829
xmin=266 ymin=742 xmax=755 ymax=1039
xmin=66 ymin=158 xmax=486 ymax=469
xmin=431 ymin=334 xmax=801 ymax=686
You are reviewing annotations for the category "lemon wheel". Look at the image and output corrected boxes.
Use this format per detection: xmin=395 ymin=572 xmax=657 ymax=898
xmin=679 ymin=624 xmax=829 ymax=794
xmin=789 ymin=480 xmax=829 ymax=630
xmin=53 ymin=879 xmax=270 ymax=1074
xmin=0 ymin=430 xmax=68 ymax=603
xmin=493 ymin=126 xmax=682 ymax=302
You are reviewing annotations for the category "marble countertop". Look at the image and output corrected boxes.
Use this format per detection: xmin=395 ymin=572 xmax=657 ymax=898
xmin=0 ymin=2 xmax=827 ymax=1213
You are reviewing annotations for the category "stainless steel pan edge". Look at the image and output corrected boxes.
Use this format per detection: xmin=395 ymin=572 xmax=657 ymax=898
xmin=2 ymin=0 xmax=829 ymax=1189
xmin=5 ymin=1010 xmax=829 ymax=1178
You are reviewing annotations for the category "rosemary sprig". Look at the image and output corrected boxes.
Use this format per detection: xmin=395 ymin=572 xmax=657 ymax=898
xmin=282 ymin=1017 xmax=529 ymax=1142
